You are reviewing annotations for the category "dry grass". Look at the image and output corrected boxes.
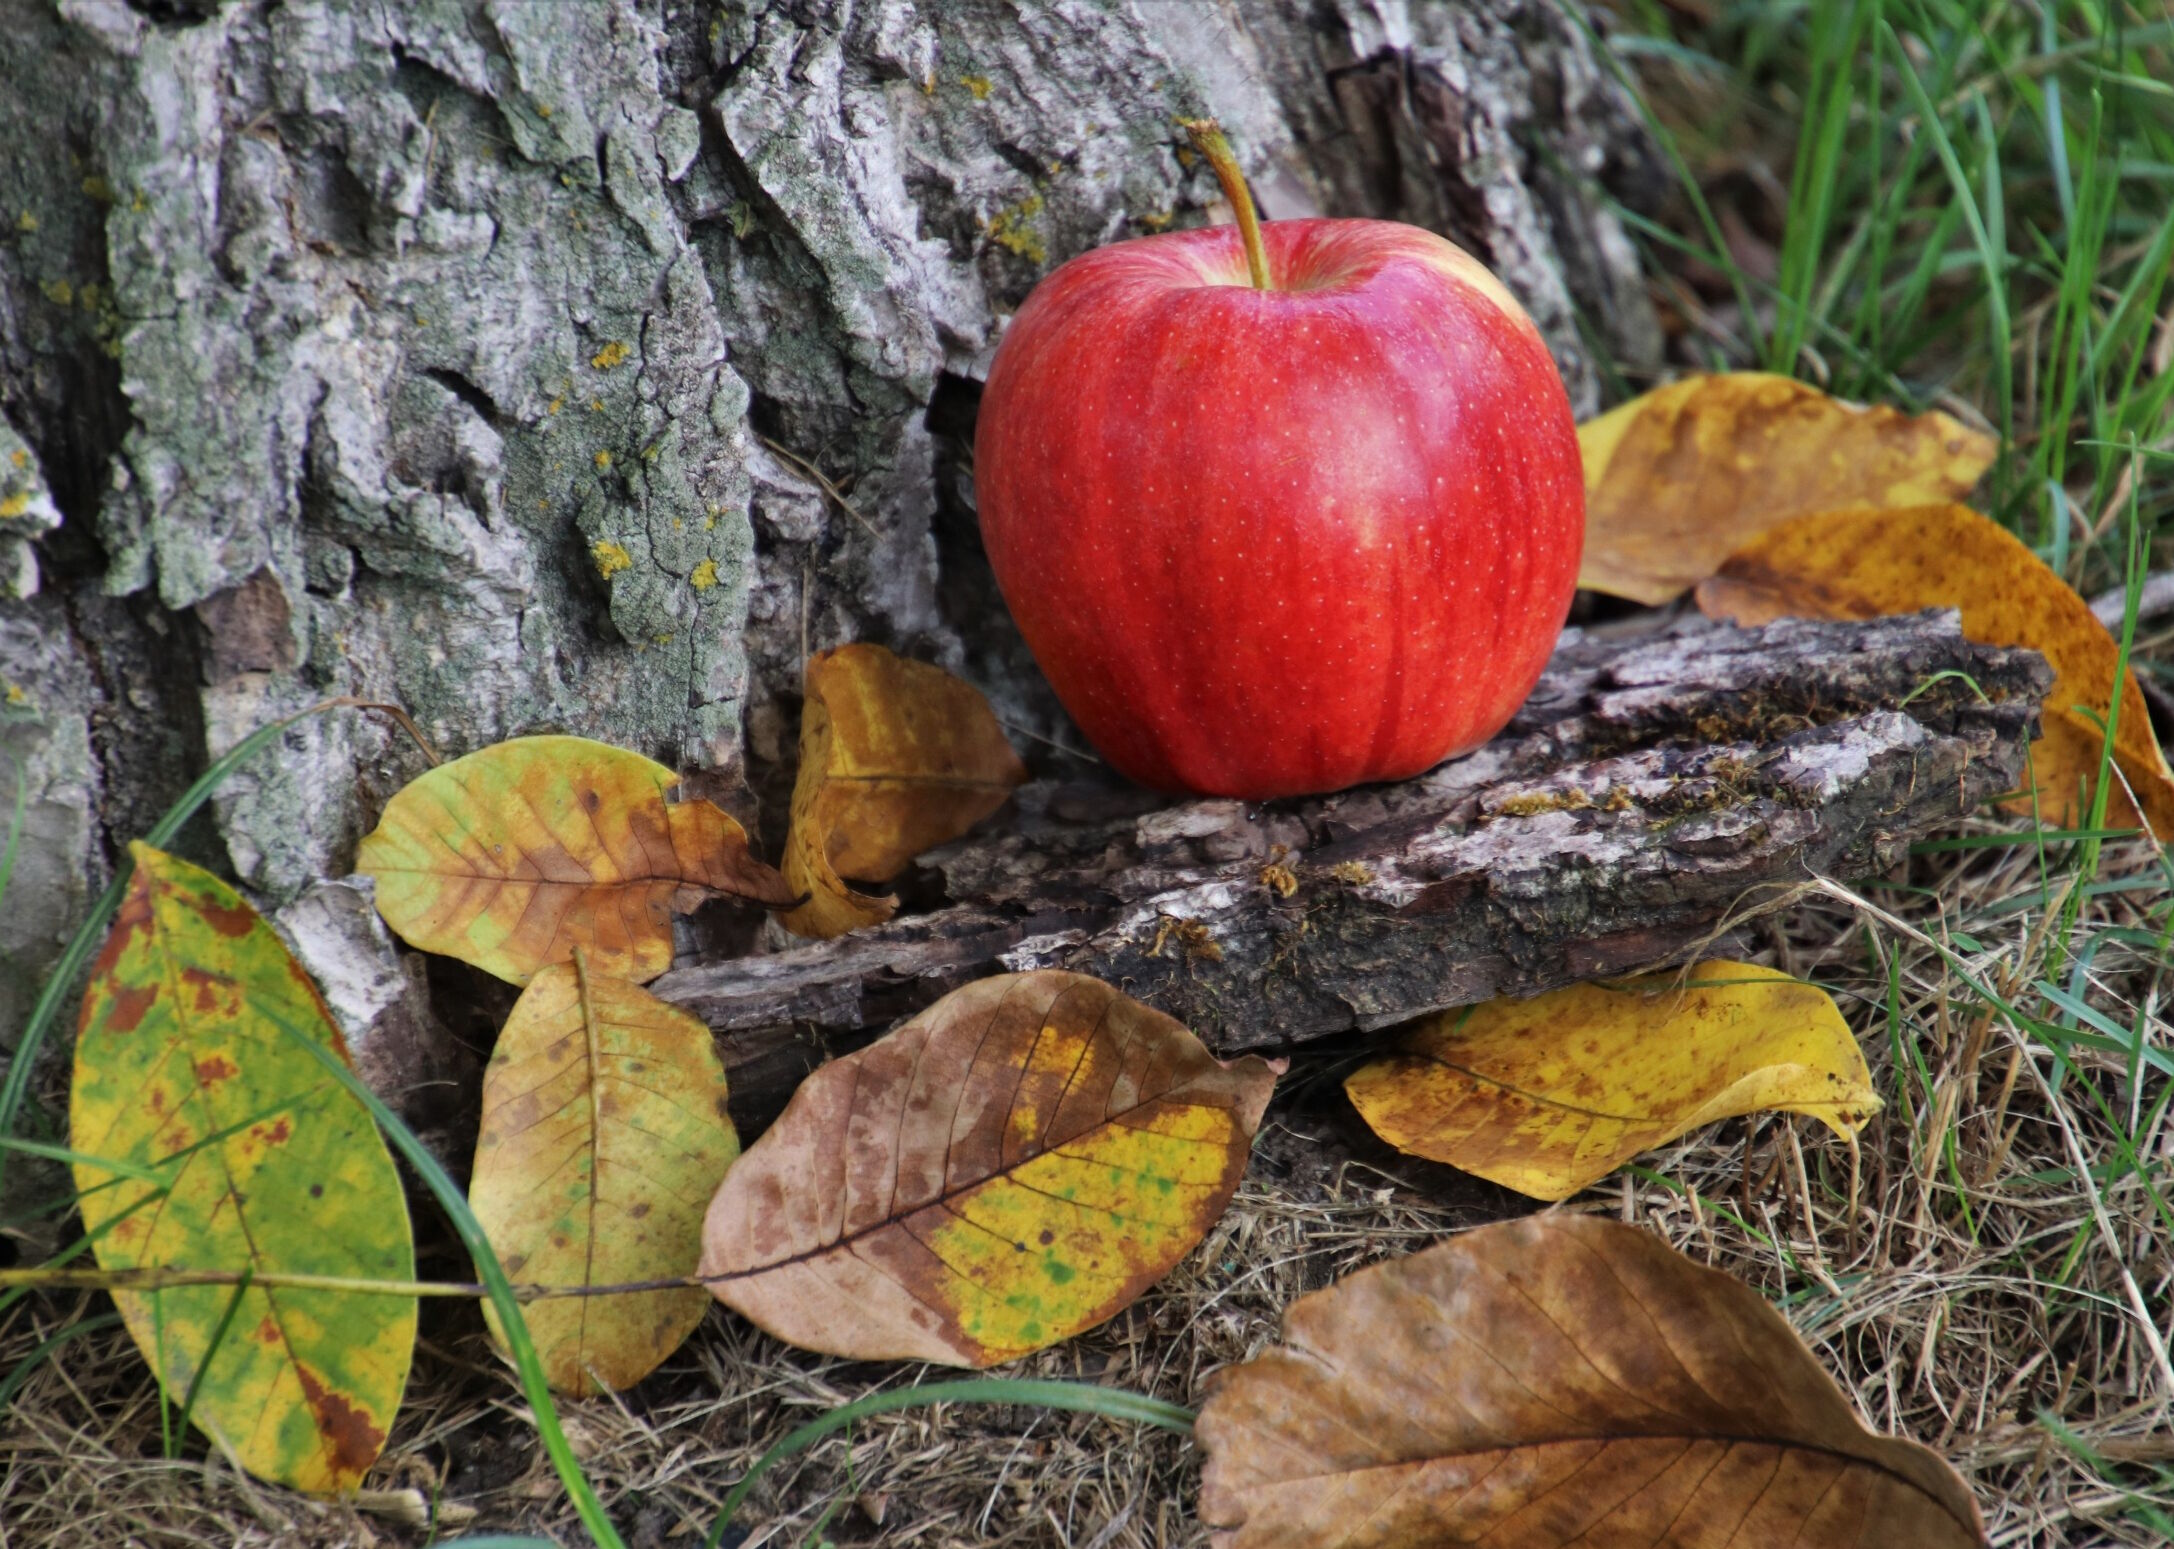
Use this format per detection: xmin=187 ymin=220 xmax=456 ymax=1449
xmin=4 ymin=828 xmax=2170 ymax=1546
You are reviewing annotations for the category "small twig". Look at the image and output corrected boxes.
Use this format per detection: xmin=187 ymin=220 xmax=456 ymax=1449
xmin=759 ymin=435 xmax=879 ymax=536
xmin=2087 ymin=570 xmax=2174 ymax=630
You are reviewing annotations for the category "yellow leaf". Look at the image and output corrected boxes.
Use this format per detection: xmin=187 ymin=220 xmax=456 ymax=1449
xmin=1698 ymin=501 xmax=2174 ymax=837
xmin=1344 ymin=962 xmax=1877 ymax=1201
xmin=780 ymin=644 xmax=1028 ymax=939
xmin=700 ymin=970 xmax=1279 ymax=1365
xmin=469 ymin=953 xmax=739 ymax=1395
xmin=1579 ymin=372 xmax=1995 ymax=605
xmin=70 ymin=845 xmax=415 ymax=1494
xmin=356 ymin=734 xmax=796 ymax=985
xmin=1196 ymin=1215 xmax=1986 ymax=1549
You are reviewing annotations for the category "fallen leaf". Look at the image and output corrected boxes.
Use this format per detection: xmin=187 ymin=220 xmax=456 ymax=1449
xmin=469 ymin=952 xmax=739 ymax=1394
xmin=356 ymin=734 xmax=795 ymax=984
xmin=699 ymin=970 xmax=1278 ymax=1365
xmin=1579 ymin=373 xmax=1995 ymax=605
xmin=781 ymin=644 xmax=1028 ymax=939
xmin=1344 ymin=963 xmax=1877 ymax=1200
xmin=1698 ymin=502 xmax=2174 ymax=836
xmin=69 ymin=843 xmax=415 ymax=1495
xmin=1197 ymin=1214 xmax=1987 ymax=1549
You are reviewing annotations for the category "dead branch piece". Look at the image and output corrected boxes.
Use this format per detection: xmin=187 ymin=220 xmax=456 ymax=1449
xmin=657 ymin=613 xmax=2049 ymax=1109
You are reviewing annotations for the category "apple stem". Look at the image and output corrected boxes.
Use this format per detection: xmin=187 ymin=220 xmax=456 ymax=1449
xmin=1180 ymin=118 xmax=1271 ymax=291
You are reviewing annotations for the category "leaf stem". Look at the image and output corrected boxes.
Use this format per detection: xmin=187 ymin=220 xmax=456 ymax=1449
xmin=1180 ymin=118 xmax=1270 ymax=290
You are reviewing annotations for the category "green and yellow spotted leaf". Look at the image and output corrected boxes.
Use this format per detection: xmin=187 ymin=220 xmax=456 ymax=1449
xmin=355 ymin=734 xmax=797 ymax=986
xmin=68 ymin=843 xmax=415 ymax=1495
xmin=470 ymin=953 xmax=740 ymax=1394
xmin=698 ymin=971 xmax=1279 ymax=1365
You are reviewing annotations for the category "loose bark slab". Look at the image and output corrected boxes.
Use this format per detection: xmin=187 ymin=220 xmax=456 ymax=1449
xmin=656 ymin=613 xmax=2047 ymax=1107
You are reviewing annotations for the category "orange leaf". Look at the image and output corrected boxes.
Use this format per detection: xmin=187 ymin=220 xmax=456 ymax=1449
xmin=1697 ymin=502 xmax=2174 ymax=837
xmin=1197 ymin=1215 xmax=1986 ymax=1549
xmin=699 ymin=970 xmax=1278 ymax=1365
xmin=1578 ymin=373 xmax=1994 ymax=605
xmin=356 ymin=734 xmax=795 ymax=984
xmin=780 ymin=644 xmax=1028 ymax=939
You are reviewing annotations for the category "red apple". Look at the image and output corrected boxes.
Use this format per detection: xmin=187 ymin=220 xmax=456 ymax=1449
xmin=973 ymin=122 xmax=1583 ymax=799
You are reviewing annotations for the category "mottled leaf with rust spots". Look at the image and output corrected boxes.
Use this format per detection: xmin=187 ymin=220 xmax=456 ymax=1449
xmin=780 ymin=644 xmax=1028 ymax=940
xmin=1197 ymin=1215 xmax=1988 ymax=1549
xmin=68 ymin=843 xmax=414 ymax=1495
xmin=1345 ymin=962 xmax=1879 ymax=1201
xmin=700 ymin=970 xmax=1279 ymax=1365
xmin=1698 ymin=501 xmax=2174 ymax=837
xmin=355 ymin=734 xmax=795 ymax=985
xmin=1578 ymin=372 xmax=1995 ymax=605
xmin=468 ymin=954 xmax=739 ymax=1394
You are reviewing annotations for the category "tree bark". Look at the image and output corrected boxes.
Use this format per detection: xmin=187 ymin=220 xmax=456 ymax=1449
xmin=0 ymin=0 xmax=1661 ymax=1087
xmin=656 ymin=610 xmax=2048 ymax=1124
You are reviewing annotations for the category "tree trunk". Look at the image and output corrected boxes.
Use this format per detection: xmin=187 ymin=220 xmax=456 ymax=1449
xmin=0 ymin=0 xmax=1661 ymax=1137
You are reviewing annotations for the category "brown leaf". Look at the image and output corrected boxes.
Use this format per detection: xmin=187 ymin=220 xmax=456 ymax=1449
xmin=1698 ymin=502 xmax=2174 ymax=836
xmin=781 ymin=644 xmax=1029 ymax=938
xmin=698 ymin=970 xmax=1279 ymax=1365
xmin=356 ymin=734 xmax=796 ymax=985
xmin=1578 ymin=373 xmax=1995 ymax=605
xmin=1197 ymin=1215 xmax=1986 ymax=1549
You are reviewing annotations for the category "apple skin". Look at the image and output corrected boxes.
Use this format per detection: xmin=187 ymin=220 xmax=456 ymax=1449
xmin=973 ymin=216 xmax=1584 ymax=799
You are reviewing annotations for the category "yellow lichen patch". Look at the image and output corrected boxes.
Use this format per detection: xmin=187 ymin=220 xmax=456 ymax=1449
xmin=700 ymin=971 xmax=1280 ymax=1365
xmin=0 ymin=493 xmax=28 ymax=519
xmin=689 ymin=558 xmax=720 ymax=591
xmin=593 ymin=449 xmax=613 ymax=470
xmin=41 ymin=278 xmax=73 ymax=306
xmin=985 ymin=195 xmax=1047 ymax=263
xmin=959 ymin=73 xmax=994 ymax=99
xmin=1346 ymin=962 xmax=1879 ymax=1201
xmin=1493 ymin=787 xmax=1595 ymax=818
xmin=589 ymin=340 xmax=630 ymax=370
xmin=590 ymin=539 xmax=633 ymax=578
xmin=1329 ymin=861 xmax=1374 ymax=886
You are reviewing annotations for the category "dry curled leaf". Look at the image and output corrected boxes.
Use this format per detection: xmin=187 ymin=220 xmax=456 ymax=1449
xmin=1197 ymin=1214 xmax=1987 ymax=1549
xmin=1698 ymin=502 xmax=2174 ymax=837
xmin=699 ymin=970 xmax=1279 ymax=1365
xmin=1345 ymin=962 xmax=1879 ymax=1201
xmin=71 ymin=844 xmax=415 ymax=1495
xmin=469 ymin=953 xmax=739 ymax=1395
xmin=1578 ymin=373 xmax=1994 ymax=605
xmin=781 ymin=644 xmax=1028 ymax=938
xmin=356 ymin=734 xmax=795 ymax=984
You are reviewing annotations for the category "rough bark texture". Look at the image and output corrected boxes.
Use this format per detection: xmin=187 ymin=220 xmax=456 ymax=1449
xmin=655 ymin=612 xmax=2049 ymax=1122
xmin=0 ymin=0 xmax=1663 ymax=1088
